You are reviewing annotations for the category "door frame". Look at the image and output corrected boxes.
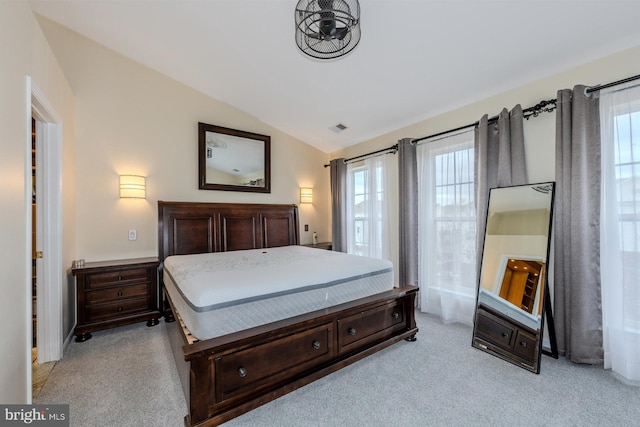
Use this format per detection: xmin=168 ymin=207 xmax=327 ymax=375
xmin=26 ymin=76 xmax=63 ymax=370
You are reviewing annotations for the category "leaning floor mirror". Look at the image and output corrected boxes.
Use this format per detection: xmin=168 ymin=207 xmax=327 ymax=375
xmin=472 ymin=182 xmax=557 ymax=373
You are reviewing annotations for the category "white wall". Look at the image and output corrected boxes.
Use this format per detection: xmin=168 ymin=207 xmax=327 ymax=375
xmin=36 ymin=16 xmax=332 ymax=265
xmin=0 ymin=2 xmax=76 ymax=403
xmin=331 ymin=43 xmax=640 ymax=287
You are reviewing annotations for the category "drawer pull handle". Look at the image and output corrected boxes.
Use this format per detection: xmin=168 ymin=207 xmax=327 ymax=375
xmin=117 ymin=291 xmax=123 ymax=297
xmin=520 ymin=341 xmax=527 ymax=348
xmin=118 ymin=276 xmax=122 ymax=281
xmin=312 ymin=340 xmax=321 ymax=350
xmin=502 ymin=332 xmax=509 ymax=339
xmin=238 ymin=367 xmax=247 ymax=378
xmin=392 ymin=312 xmax=400 ymax=320
xmin=348 ymin=327 xmax=356 ymax=336
xmin=117 ymin=307 xmax=123 ymax=312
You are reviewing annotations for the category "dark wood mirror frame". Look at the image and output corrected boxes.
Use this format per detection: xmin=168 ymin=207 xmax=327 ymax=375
xmin=198 ymin=122 xmax=271 ymax=193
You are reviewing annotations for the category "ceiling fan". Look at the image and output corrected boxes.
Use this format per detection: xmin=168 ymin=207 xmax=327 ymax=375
xmin=295 ymin=0 xmax=361 ymax=60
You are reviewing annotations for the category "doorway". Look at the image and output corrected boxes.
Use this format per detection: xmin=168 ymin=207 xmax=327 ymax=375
xmin=27 ymin=77 xmax=64 ymax=402
xmin=31 ymin=117 xmax=55 ymax=398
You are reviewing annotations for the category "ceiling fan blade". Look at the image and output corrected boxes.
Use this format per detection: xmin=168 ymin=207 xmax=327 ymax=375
xmin=334 ymin=26 xmax=349 ymax=40
xmin=305 ymin=31 xmax=324 ymax=40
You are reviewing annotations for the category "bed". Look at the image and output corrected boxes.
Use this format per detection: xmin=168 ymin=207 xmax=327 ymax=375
xmin=158 ymin=201 xmax=418 ymax=426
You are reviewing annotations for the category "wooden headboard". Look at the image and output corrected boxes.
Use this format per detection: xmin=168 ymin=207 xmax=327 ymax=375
xmin=158 ymin=201 xmax=300 ymax=262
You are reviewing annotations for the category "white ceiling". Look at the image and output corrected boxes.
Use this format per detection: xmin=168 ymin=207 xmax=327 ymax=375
xmin=29 ymin=0 xmax=640 ymax=154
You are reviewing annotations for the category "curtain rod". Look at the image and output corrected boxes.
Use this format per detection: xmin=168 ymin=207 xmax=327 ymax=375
xmin=412 ymin=98 xmax=557 ymax=144
xmin=323 ymin=144 xmax=398 ymax=168
xmin=323 ymin=73 xmax=640 ymax=168
xmin=585 ymin=73 xmax=640 ymax=94
xmin=323 ymin=96 xmax=554 ymax=166
xmin=412 ymin=71 xmax=640 ymax=144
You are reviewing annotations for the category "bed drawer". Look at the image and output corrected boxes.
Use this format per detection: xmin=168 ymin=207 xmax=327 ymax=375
xmin=215 ymin=323 xmax=334 ymax=401
xmin=473 ymin=307 xmax=539 ymax=369
xmin=85 ymin=283 xmax=149 ymax=305
xmin=474 ymin=309 xmax=516 ymax=351
xmin=337 ymin=301 xmax=405 ymax=354
xmin=85 ymin=268 xmax=150 ymax=289
xmin=512 ymin=329 xmax=537 ymax=364
xmin=85 ymin=297 xmax=149 ymax=322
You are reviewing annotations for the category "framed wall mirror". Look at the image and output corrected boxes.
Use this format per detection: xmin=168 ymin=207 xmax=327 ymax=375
xmin=198 ymin=122 xmax=271 ymax=193
xmin=472 ymin=182 xmax=556 ymax=373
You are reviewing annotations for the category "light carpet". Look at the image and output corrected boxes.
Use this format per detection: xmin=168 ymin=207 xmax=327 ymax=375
xmin=35 ymin=312 xmax=640 ymax=426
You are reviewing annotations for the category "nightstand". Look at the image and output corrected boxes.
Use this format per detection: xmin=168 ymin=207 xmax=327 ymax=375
xmin=72 ymin=257 xmax=161 ymax=342
xmin=302 ymin=242 xmax=332 ymax=251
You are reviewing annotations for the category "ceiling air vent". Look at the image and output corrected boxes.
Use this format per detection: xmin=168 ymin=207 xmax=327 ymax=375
xmin=330 ymin=123 xmax=348 ymax=133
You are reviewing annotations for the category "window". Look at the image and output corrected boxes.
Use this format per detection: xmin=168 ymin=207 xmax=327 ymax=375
xmin=351 ymin=166 xmax=369 ymax=255
xmin=417 ymin=130 xmax=476 ymax=324
xmin=346 ymin=155 xmax=390 ymax=259
xmin=600 ymin=83 xmax=640 ymax=381
xmin=601 ymin=95 xmax=640 ymax=333
xmin=612 ymin=110 xmax=640 ymax=332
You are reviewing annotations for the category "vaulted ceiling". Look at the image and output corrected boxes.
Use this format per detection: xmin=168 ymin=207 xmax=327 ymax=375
xmin=29 ymin=1 xmax=640 ymax=153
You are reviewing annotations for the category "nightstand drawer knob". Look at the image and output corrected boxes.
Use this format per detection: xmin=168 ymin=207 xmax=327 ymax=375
xmin=117 ymin=307 xmax=123 ymax=312
xmin=392 ymin=312 xmax=400 ymax=320
xmin=348 ymin=327 xmax=356 ymax=336
xmin=520 ymin=341 xmax=527 ymax=348
xmin=502 ymin=332 xmax=510 ymax=339
xmin=118 ymin=276 xmax=122 ymax=281
xmin=312 ymin=340 xmax=321 ymax=350
xmin=117 ymin=291 xmax=123 ymax=297
xmin=238 ymin=367 xmax=247 ymax=378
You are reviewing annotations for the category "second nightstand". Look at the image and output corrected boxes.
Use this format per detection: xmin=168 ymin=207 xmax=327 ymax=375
xmin=302 ymin=242 xmax=333 ymax=251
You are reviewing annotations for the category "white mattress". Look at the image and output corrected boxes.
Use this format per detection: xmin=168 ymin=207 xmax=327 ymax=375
xmin=163 ymin=245 xmax=394 ymax=341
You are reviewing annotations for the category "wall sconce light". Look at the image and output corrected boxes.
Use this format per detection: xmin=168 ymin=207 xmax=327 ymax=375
xmin=119 ymin=175 xmax=146 ymax=199
xmin=300 ymin=187 xmax=313 ymax=204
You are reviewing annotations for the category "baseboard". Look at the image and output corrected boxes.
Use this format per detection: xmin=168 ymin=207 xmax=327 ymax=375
xmin=62 ymin=323 xmax=75 ymax=354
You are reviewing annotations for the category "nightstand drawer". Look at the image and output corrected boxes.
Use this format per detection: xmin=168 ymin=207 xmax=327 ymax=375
xmin=85 ymin=268 xmax=150 ymax=289
xmin=85 ymin=283 xmax=149 ymax=305
xmin=85 ymin=297 xmax=149 ymax=322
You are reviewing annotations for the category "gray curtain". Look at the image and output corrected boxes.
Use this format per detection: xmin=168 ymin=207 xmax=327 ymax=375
xmin=330 ymin=158 xmax=347 ymax=252
xmin=474 ymin=105 xmax=527 ymax=274
xmin=398 ymin=138 xmax=418 ymax=286
xmin=554 ymin=86 xmax=603 ymax=363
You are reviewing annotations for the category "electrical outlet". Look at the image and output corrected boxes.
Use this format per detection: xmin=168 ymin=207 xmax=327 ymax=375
xmin=304 ymin=224 xmax=309 ymax=232
xmin=128 ymin=229 xmax=137 ymax=241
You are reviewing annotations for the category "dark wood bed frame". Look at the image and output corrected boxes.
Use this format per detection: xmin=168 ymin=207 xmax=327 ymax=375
xmin=158 ymin=201 xmax=418 ymax=426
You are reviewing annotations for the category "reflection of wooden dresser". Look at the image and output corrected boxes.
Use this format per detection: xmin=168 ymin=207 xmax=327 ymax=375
xmin=473 ymin=304 xmax=539 ymax=371
xmin=72 ymin=258 xmax=161 ymax=342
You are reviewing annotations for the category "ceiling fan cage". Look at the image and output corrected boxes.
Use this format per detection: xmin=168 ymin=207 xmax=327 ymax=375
xmin=295 ymin=0 xmax=361 ymax=60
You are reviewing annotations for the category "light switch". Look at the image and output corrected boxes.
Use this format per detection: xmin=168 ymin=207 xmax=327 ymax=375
xmin=128 ymin=229 xmax=137 ymax=241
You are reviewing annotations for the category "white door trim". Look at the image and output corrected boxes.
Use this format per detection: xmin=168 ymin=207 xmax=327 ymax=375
xmin=26 ymin=77 xmax=63 ymax=372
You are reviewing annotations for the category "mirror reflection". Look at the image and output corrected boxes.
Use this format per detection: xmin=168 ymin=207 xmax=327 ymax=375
xmin=472 ymin=182 xmax=555 ymax=373
xmin=198 ymin=123 xmax=271 ymax=193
